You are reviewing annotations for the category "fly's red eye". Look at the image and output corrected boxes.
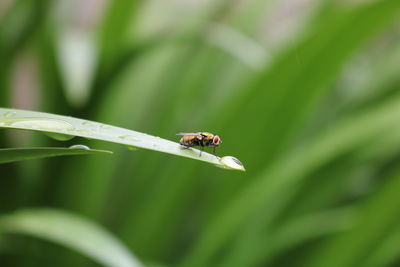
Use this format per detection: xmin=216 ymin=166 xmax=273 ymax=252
xmin=213 ymin=136 xmax=220 ymax=144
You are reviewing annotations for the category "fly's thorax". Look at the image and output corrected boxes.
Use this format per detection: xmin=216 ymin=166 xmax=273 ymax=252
xmin=200 ymin=132 xmax=214 ymax=139
xmin=200 ymin=133 xmax=214 ymax=144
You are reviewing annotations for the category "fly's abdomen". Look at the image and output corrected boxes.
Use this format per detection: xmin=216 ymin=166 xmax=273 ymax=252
xmin=180 ymin=136 xmax=195 ymax=146
xmin=179 ymin=137 xmax=186 ymax=146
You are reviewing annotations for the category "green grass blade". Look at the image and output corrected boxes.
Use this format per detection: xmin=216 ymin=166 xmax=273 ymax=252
xmin=219 ymin=207 xmax=355 ymax=267
xmin=0 ymin=209 xmax=143 ymax=267
xmin=0 ymin=0 xmax=45 ymax=107
xmin=0 ymin=146 xmax=112 ymax=164
xmin=217 ymin=0 xmax=400 ymax=171
xmin=97 ymin=0 xmax=140 ymax=67
xmin=0 ymin=108 xmax=244 ymax=170
xmin=180 ymin=91 xmax=400 ymax=266
xmin=363 ymin=226 xmax=400 ymax=267
xmin=304 ymin=167 xmax=400 ymax=267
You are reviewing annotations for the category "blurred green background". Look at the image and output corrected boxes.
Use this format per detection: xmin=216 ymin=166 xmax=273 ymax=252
xmin=1 ymin=0 xmax=400 ymax=266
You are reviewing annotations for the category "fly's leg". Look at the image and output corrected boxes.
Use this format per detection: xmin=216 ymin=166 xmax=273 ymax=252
xmin=213 ymin=146 xmax=216 ymax=155
xmin=200 ymin=146 xmax=204 ymax=157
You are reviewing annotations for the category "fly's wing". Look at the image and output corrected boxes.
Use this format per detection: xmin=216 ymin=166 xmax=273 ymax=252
xmin=176 ymin=132 xmax=201 ymax=136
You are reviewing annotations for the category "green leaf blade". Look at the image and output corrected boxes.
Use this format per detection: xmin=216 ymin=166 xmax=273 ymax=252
xmin=0 ymin=147 xmax=112 ymax=164
xmin=0 ymin=209 xmax=143 ymax=267
xmin=0 ymin=108 xmax=244 ymax=170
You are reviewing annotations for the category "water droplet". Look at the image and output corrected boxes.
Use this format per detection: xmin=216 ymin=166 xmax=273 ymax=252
xmin=45 ymin=132 xmax=75 ymax=141
xmin=3 ymin=111 xmax=16 ymax=117
xmin=81 ymin=121 xmax=95 ymax=127
xmin=127 ymin=145 xmax=138 ymax=151
xmin=75 ymin=129 xmax=92 ymax=135
xmin=69 ymin=144 xmax=90 ymax=150
xmin=118 ymin=135 xmax=138 ymax=141
xmin=219 ymin=156 xmax=245 ymax=171
xmin=100 ymin=124 xmax=112 ymax=130
xmin=10 ymin=118 xmax=75 ymax=131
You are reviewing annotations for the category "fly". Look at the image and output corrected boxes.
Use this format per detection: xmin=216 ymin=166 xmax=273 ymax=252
xmin=177 ymin=132 xmax=222 ymax=156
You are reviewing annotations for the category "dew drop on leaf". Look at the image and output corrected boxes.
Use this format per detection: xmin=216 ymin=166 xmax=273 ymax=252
xmin=69 ymin=144 xmax=90 ymax=150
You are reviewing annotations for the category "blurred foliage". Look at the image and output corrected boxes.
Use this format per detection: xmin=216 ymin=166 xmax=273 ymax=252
xmin=1 ymin=0 xmax=400 ymax=266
